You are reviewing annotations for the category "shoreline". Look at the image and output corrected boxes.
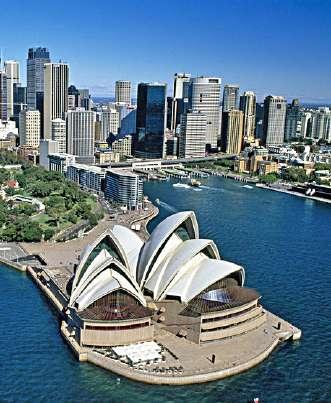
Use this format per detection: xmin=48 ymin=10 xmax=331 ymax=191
xmin=255 ymin=183 xmax=331 ymax=204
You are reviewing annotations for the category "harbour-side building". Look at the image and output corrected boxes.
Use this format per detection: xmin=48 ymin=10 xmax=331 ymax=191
xmin=179 ymin=110 xmax=207 ymax=158
xmin=262 ymin=95 xmax=287 ymax=145
xmin=104 ymin=169 xmax=143 ymax=209
xmin=65 ymin=211 xmax=264 ymax=348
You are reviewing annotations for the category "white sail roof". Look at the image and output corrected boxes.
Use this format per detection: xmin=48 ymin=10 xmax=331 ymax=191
xmin=68 ymin=211 xmax=246 ymax=313
xmin=137 ymin=211 xmax=199 ymax=286
xmin=144 ymin=239 xmax=219 ymax=299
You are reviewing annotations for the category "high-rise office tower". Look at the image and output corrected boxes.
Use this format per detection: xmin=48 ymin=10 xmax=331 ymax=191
xmin=171 ymin=73 xmax=191 ymax=131
xmin=239 ymin=91 xmax=256 ymax=143
xmin=135 ymin=82 xmax=167 ymax=159
xmin=300 ymin=112 xmax=312 ymax=138
xmin=222 ymin=84 xmax=239 ymax=112
xmin=19 ymin=109 xmax=40 ymax=147
xmin=311 ymin=107 xmax=331 ymax=142
xmin=67 ymin=109 xmax=96 ymax=164
xmin=262 ymin=95 xmax=287 ymax=145
xmin=179 ymin=110 xmax=207 ymax=158
xmin=51 ymin=118 xmax=66 ymax=153
xmin=221 ymin=110 xmax=244 ymax=154
xmin=188 ymin=76 xmax=221 ymax=150
xmin=101 ymin=109 xmax=120 ymax=141
xmin=43 ymin=63 xmax=69 ymax=139
xmin=0 ymin=69 xmax=8 ymax=121
xmin=27 ymin=47 xmax=50 ymax=110
xmin=68 ymin=85 xmax=81 ymax=110
xmin=4 ymin=61 xmax=20 ymax=118
xmin=115 ymin=80 xmax=131 ymax=104
xmin=78 ymin=89 xmax=91 ymax=110
xmin=13 ymin=84 xmax=27 ymax=129
xmin=166 ymin=96 xmax=173 ymax=130
xmin=120 ymin=107 xmax=136 ymax=135
xmin=284 ymin=99 xmax=302 ymax=141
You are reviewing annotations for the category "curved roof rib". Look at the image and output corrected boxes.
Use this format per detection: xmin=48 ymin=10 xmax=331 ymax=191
xmin=137 ymin=211 xmax=199 ymax=286
xmin=69 ymin=256 xmax=143 ymax=307
xmin=144 ymin=239 xmax=220 ymax=300
xmin=112 ymin=225 xmax=144 ymax=278
xmin=159 ymin=259 xmax=245 ymax=303
xmin=71 ymin=229 xmax=130 ymax=294
xmin=72 ymin=263 xmax=146 ymax=311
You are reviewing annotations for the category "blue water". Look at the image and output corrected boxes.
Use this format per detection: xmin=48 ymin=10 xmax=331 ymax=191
xmin=1 ymin=176 xmax=330 ymax=402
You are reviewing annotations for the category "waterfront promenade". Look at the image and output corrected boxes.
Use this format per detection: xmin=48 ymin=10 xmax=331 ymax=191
xmin=20 ymin=201 xmax=158 ymax=269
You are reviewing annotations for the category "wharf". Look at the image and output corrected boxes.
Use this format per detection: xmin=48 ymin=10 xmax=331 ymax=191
xmin=201 ymin=169 xmax=258 ymax=183
xmin=256 ymin=183 xmax=331 ymax=204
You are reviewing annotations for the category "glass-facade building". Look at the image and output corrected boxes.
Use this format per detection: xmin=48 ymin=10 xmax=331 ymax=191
xmin=27 ymin=47 xmax=50 ymax=110
xmin=135 ymin=83 xmax=166 ymax=159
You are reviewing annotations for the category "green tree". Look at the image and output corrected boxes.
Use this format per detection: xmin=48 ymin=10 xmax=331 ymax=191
xmin=0 ymin=223 xmax=18 ymax=241
xmin=43 ymin=227 xmax=55 ymax=241
xmin=88 ymin=213 xmax=98 ymax=227
xmin=259 ymin=173 xmax=279 ymax=184
xmin=20 ymin=221 xmax=43 ymax=242
xmin=67 ymin=211 xmax=78 ymax=224
xmin=282 ymin=167 xmax=308 ymax=183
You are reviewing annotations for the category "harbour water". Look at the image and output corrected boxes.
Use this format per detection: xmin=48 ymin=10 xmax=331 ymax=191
xmin=1 ymin=176 xmax=330 ymax=402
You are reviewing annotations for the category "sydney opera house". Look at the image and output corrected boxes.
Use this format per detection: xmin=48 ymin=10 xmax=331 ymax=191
xmin=65 ymin=211 xmax=266 ymax=347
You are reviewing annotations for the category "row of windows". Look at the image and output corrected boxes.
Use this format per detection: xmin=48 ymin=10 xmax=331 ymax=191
xmin=85 ymin=321 xmax=149 ymax=331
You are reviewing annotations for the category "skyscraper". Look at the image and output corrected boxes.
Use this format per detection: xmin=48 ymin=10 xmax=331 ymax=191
xmin=0 ymin=69 xmax=8 ymax=121
xmin=300 ymin=112 xmax=312 ymax=138
xmin=188 ymin=76 xmax=221 ymax=150
xmin=4 ymin=61 xmax=20 ymax=118
xmin=171 ymin=73 xmax=191 ymax=131
xmin=262 ymin=95 xmax=287 ymax=145
xmin=68 ymin=85 xmax=80 ymax=110
xmin=67 ymin=109 xmax=96 ymax=164
xmin=78 ymin=89 xmax=91 ymax=110
xmin=115 ymin=80 xmax=131 ymax=104
xmin=101 ymin=109 xmax=120 ymax=141
xmin=239 ymin=91 xmax=256 ymax=142
xmin=135 ymin=82 xmax=167 ymax=159
xmin=13 ymin=83 xmax=27 ymax=129
xmin=43 ymin=63 xmax=69 ymax=139
xmin=19 ymin=109 xmax=40 ymax=147
xmin=51 ymin=118 xmax=66 ymax=153
xmin=311 ymin=107 xmax=331 ymax=142
xmin=27 ymin=47 xmax=50 ymax=110
xmin=222 ymin=84 xmax=239 ymax=112
xmin=179 ymin=110 xmax=207 ymax=158
xmin=284 ymin=99 xmax=302 ymax=141
xmin=221 ymin=110 xmax=244 ymax=154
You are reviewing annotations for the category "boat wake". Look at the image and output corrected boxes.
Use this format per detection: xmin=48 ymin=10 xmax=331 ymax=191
xmin=199 ymin=185 xmax=220 ymax=191
xmin=155 ymin=199 xmax=178 ymax=212
xmin=173 ymin=183 xmax=191 ymax=189
xmin=173 ymin=183 xmax=202 ymax=192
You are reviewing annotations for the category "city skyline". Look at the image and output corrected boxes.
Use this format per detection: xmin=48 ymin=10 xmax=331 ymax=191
xmin=1 ymin=0 xmax=330 ymax=103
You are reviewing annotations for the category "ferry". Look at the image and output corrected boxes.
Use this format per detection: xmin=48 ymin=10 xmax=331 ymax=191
xmin=188 ymin=179 xmax=201 ymax=188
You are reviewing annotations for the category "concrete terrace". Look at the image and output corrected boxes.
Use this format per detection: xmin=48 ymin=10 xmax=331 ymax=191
xmin=20 ymin=203 xmax=158 ymax=269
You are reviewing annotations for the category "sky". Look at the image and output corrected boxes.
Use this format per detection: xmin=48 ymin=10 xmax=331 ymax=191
xmin=1 ymin=0 xmax=331 ymax=103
